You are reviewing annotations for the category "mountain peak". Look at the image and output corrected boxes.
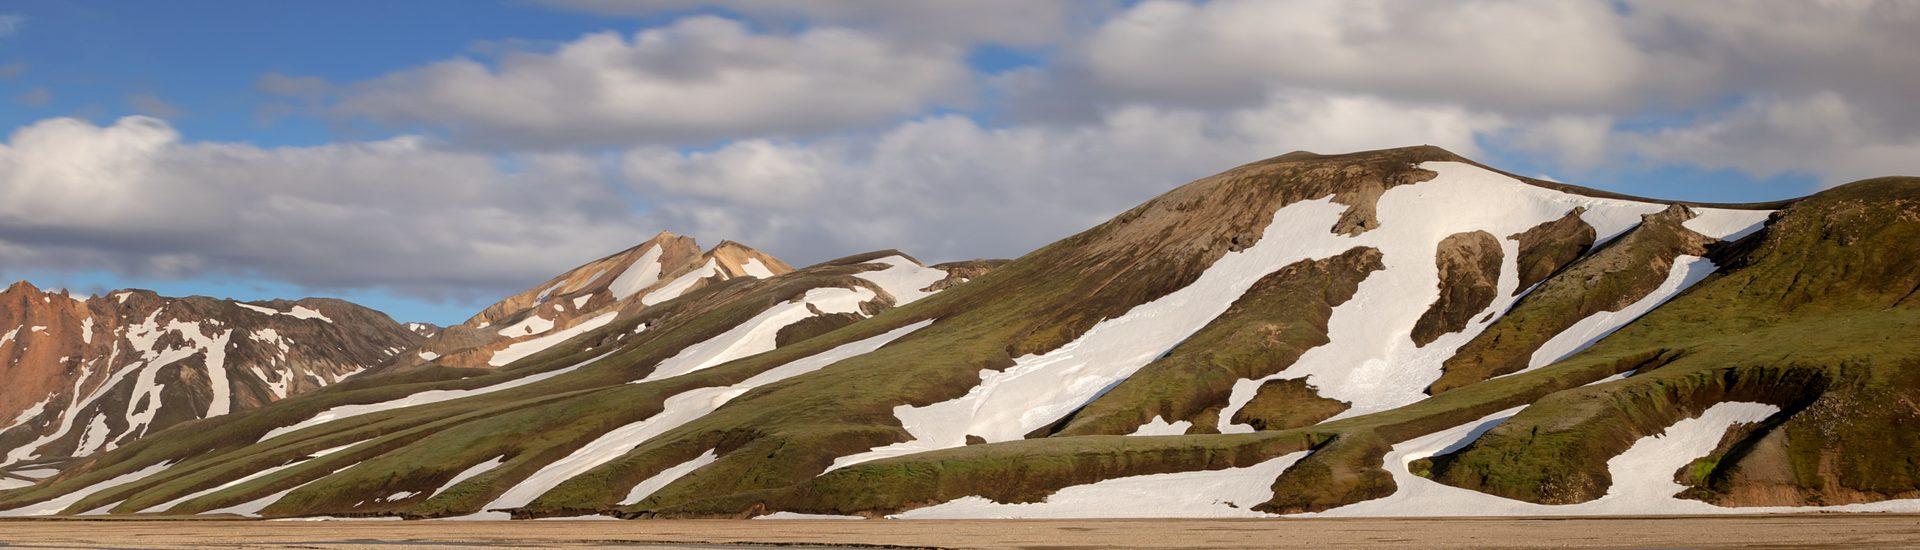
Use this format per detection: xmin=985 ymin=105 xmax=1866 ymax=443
xmin=3 ymin=280 xmax=41 ymax=294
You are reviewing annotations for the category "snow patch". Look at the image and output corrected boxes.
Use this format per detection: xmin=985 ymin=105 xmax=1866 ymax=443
xmin=235 ymin=302 xmax=332 ymax=323
xmin=755 ymin=511 xmax=865 ymax=520
xmin=1684 ymin=208 xmax=1774 ymax=241
xmin=496 ymin=315 xmax=556 ymax=338
xmin=1524 ymin=256 xmax=1717 ymax=372
xmin=74 ymin=415 xmax=111 ymax=456
xmin=490 ymin=320 xmax=932 ymax=510
xmin=0 ymin=461 xmax=172 ymax=516
xmin=741 ymin=258 xmax=777 ymax=278
xmin=203 ymin=461 xmax=357 ymax=517
xmin=1128 ymin=416 xmax=1192 ymax=436
xmin=2 ymin=397 xmax=49 ymax=433
xmin=427 ymin=456 xmax=507 ymax=500
xmin=141 ymin=460 xmax=307 ymax=513
xmin=851 ymin=256 xmax=947 ymax=306
xmin=619 ymin=449 xmax=719 ymax=505
xmin=12 ymin=468 xmax=58 ymax=479
xmin=633 ymin=287 xmax=878 ymax=384
xmin=488 ymin=313 xmax=620 ymax=367
xmin=261 ymin=352 xmax=615 ymax=442
xmin=891 ymin=451 xmax=1308 ymax=519
xmin=285 ymin=306 xmax=331 ymax=322
xmin=642 ymin=259 xmax=722 ymax=306
xmin=608 ymin=245 xmax=665 ymax=300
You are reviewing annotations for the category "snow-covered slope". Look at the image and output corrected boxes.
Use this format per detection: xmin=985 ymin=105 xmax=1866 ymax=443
xmin=18 ymin=145 xmax=1919 ymax=522
xmin=0 ymin=285 xmax=419 ymax=477
xmin=392 ymin=233 xmax=796 ymax=371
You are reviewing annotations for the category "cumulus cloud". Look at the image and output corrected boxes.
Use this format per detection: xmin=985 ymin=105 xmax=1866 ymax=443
xmin=1015 ymin=1 xmax=1919 ymax=121
xmin=1059 ymin=0 xmax=1662 ymax=112
xmin=12 ymin=0 xmax=1920 ymax=307
xmin=333 ymin=16 xmax=971 ymax=148
xmin=0 ymin=116 xmax=657 ymax=300
xmin=623 ymin=92 xmax=1506 ymax=263
xmin=535 ymin=0 xmax=1111 ymax=47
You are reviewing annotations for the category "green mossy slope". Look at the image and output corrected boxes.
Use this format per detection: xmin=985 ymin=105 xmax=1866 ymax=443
xmin=1423 ymin=176 xmax=1920 ymax=505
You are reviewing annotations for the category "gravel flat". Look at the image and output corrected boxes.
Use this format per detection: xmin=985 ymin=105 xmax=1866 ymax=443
xmin=3 ymin=515 xmax=1918 ymax=549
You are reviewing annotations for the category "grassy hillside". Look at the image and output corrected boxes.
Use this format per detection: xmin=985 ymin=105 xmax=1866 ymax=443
xmin=11 ymin=147 xmax=1902 ymax=522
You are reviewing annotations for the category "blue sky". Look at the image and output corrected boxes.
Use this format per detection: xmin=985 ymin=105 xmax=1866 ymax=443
xmin=0 ymin=1 xmax=1912 ymax=324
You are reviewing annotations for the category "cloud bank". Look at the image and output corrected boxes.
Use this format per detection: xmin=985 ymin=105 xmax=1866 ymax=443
xmin=3 ymin=0 xmax=1918 ymax=307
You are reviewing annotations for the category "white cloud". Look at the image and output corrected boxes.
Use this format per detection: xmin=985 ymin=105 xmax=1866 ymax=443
xmin=535 ymin=0 xmax=1110 ymax=47
xmin=1504 ymin=115 xmax=1615 ymax=171
xmin=13 ymin=0 xmax=1920 ymax=305
xmin=1014 ymin=0 xmax=1920 ymax=125
xmin=333 ymin=16 xmax=971 ymax=147
xmin=1070 ymin=0 xmax=1661 ymax=111
xmin=0 ymin=116 xmax=656 ymax=300
xmin=0 ymin=15 xmax=22 ymax=37
xmin=623 ymin=92 xmax=1507 ymax=263
xmin=1624 ymin=93 xmax=1920 ymax=186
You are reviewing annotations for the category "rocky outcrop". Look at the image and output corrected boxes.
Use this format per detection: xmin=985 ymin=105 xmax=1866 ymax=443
xmin=1509 ymin=208 xmax=1596 ymax=293
xmin=0 ymin=283 xmax=420 ymax=471
xmin=1426 ymin=205 xmax=1714 ymax=394
xmin=1410 ymin=231 xmax=1503 ymax=346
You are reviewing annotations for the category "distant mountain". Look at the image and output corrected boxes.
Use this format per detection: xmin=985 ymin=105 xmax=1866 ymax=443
xmin=5 ymin=146 xmax=1917 ymax=520
xmin=0 ymin=283 xmax=421 ymax=488
xmin=385 ymin=232 xmax=794 ymax=372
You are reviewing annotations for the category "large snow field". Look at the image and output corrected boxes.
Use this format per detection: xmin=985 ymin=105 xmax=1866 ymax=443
xmin=889 ymin=451 xmax=1309 ymax=519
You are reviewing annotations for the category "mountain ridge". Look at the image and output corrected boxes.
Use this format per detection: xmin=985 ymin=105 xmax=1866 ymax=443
xmin=1 ymin=145 xmax=1914 ymax=521
xmin=0 ymin=283 xmax=422 ymax=488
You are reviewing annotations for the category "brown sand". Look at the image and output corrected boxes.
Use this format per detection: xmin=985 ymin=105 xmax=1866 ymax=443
xmin=3 ymin=515 xmax=1918 ymax=549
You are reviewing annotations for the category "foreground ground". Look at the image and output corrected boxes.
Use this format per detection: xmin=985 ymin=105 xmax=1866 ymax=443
xmin=1 ymin=516 xmax=1917 ymax=549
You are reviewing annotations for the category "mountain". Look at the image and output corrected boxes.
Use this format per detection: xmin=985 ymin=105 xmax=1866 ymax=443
xmin=3 ymin=145 xmax=1916 ymax=520
xmin=0 ymin=284 xmax=422 ymax=489
xmin=386 ymin=232 xmax=793 ymax=372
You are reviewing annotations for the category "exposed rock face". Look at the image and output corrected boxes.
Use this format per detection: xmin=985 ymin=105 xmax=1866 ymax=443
xmin=1509 ymin=207 xmax=1597 ymax=293
xmin=1410 ymin=231 xmax=1503 ymax=347
xmin=0 ymin=283 xmax=420 ymax=471
xmin=1426 ymin=204 xmax=1714 ymax=394
xmin=390 ymin=232 xmax=796 ymax=371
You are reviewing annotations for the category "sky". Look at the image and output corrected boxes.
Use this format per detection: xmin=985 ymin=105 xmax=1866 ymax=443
xmin=1 ymin=1 xmax=1916 ymax=325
